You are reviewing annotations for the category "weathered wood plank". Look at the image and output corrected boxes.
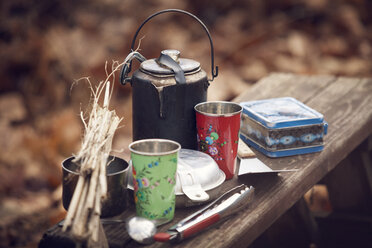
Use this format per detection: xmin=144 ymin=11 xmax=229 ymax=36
xmin=131 ymin=75 xmax=372 ymax=248
xmin=234 ymin=73 xmax=336 ymax=103
xmin=39 ymin=74 xmax=372 ymax=248
xmin=141 ymin=73 xmax=369 ymax=248
xmin=179 ymin=75 xmax=372 ymax=248
xmin=226 ymin=76 xmax=372 ymax=248
xmin=119 ymin=75 xmax=372 ymax=248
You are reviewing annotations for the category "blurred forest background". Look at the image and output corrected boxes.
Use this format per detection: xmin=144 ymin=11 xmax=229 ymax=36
xmin=0 ymin=0 xmax=371 ymax=247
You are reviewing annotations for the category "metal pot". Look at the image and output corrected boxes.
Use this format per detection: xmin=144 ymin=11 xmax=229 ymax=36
xmin=120 ymin=9 xmax=218 ymax=149
xmin=62 ymin=156 xmax=129 ymax=218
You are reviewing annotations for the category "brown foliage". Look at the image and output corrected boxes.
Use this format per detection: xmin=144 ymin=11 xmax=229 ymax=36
xmin=0 ymin=0 xmax=371 ymax=246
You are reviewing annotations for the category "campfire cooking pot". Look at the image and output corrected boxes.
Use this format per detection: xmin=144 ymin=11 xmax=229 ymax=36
xmin=120 ymin=9 xmax=218 ymax=149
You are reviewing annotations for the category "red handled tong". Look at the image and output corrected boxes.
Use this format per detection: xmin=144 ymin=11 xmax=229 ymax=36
xmin=154 ymin=184 xmax=255 ymax=242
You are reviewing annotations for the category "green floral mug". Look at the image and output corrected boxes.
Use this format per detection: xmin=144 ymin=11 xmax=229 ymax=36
xmin=129 ymin=139 xmax=180 ymax=224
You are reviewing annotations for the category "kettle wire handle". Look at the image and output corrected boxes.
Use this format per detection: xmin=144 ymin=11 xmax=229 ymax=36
xmin=121 ymin=9 xmax=218 ymax=84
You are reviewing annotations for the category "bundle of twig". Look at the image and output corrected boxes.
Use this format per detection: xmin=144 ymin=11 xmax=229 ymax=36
xmin=62 ymin=52 xmax=140 ymax=246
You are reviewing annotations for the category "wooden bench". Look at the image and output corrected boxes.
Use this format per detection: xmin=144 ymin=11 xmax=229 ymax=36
xmin=39 ymin=73 xmax=372 ymax=248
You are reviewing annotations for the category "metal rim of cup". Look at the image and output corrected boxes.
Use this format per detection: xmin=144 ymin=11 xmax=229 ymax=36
xmin=129 ymin=138 xmax=181 ymax=156
xmin=194 ymin=101 xmax=243 ymax=117
xmin=62 ymin=156 xmax=129 ymax=176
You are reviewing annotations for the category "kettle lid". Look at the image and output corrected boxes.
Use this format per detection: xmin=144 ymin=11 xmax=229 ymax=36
xmin=140 ymin=49 xmax=200 ymax=75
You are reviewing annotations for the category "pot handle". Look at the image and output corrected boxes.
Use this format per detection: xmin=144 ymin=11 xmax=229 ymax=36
xmin=120 ymin=9 xmax=218 ymax=85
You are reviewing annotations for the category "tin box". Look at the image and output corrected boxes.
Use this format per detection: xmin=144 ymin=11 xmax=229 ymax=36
xmin=240 ymin=97 xmax=328 ymax=158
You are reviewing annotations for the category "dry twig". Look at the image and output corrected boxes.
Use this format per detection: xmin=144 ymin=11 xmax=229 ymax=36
xmin=62 ymin=51 xmax=140 ymax=246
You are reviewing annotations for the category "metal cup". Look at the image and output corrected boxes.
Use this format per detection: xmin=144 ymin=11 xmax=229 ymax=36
xmin=195 ymin=101 xmax=242 ymax=180
xmin=62 ymin=156 xmax=129 ymax=218
xmin=129 ymin=139 xmax=181 ymax=224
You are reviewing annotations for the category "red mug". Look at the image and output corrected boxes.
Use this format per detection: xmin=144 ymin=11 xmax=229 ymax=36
xmin=195 ymin=101 xmax=242 ymax=180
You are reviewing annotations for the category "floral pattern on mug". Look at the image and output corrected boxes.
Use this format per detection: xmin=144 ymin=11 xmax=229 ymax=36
xmin=197 ymin=124 xmax=226 ymax=162
xmin=195 ymin=102 xmax=241 ymax=179
xmin=131 ymin=154 xmax=178 ymax=222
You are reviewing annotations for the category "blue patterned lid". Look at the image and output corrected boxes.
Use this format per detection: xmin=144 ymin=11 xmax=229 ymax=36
xmin=240 ymin=97 xmax=325 ymax=129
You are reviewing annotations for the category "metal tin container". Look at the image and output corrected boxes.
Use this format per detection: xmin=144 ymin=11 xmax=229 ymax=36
xmin=240 ymin=97 xmax=328 ymax=157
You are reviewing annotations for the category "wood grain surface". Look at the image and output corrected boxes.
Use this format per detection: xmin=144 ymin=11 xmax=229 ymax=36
xmin=39 ymin=73 xmax=372 ymax=248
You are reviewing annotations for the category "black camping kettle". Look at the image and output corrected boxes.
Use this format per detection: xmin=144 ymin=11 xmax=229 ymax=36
xmin=120 ymin=9 xmax=218 ymax=149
